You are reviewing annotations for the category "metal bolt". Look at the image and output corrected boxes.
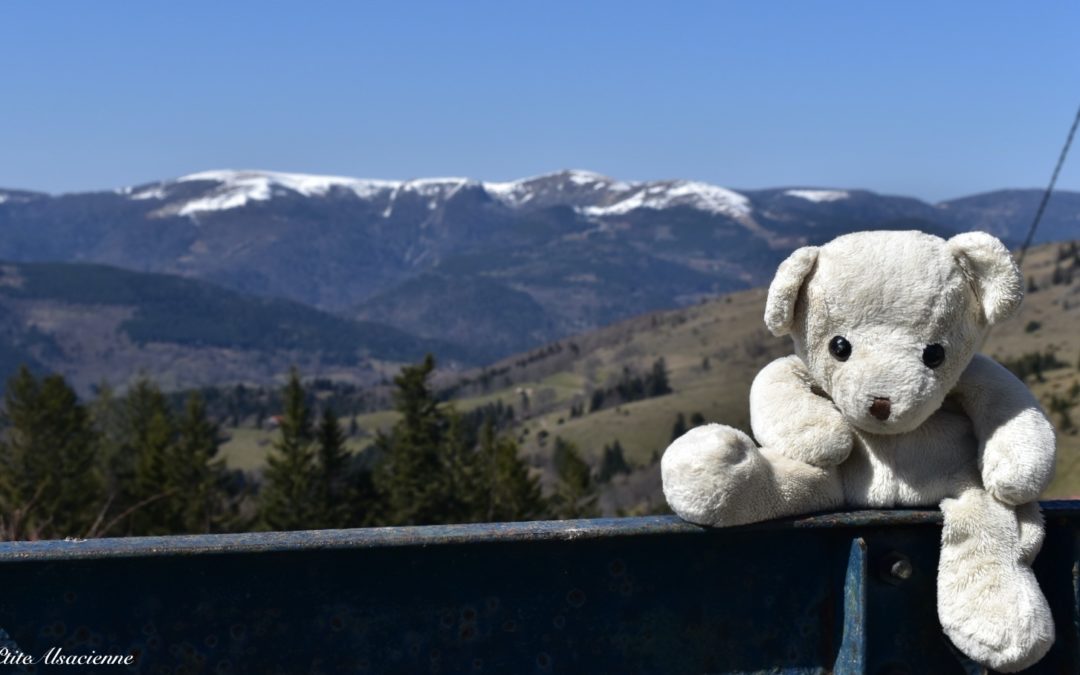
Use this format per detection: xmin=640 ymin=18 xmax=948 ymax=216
xmin=877 ymin=552 xmax=914 ymax=585
xmin=890 ymin=558 xmax=913 ymax=581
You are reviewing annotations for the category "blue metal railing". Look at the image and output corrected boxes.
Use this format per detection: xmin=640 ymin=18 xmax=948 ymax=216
xmin=0 ymin=503 xmax=1077 ymax=673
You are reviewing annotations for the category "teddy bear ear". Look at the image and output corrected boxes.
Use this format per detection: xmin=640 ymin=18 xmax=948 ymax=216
xmin=764 ymin=246 xmax=819 ymax=337
xmin=947 ymin=231 xmax=1023 ymax=325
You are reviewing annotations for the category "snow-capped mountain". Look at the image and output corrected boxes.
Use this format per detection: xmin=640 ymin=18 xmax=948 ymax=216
xmin=118 ymin=168 xmax=765 ymax=223
xmin=1 ymin=169 xmax=1077 ymax=360
xmin=127 ymin=170 xmax=465 ymax=218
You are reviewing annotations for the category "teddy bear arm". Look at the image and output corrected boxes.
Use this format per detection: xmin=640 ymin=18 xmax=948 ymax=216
xmin=661 ymin=424 xmax=844 ymax=527
xmin=750 ymin=356 xmax=853 ymax=467
xmin=954 ymin=354 xmax=1056 ymax=505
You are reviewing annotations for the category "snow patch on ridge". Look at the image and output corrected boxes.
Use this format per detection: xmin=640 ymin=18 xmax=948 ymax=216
xmin=482 ymin=180 xmax=534 ymax=206
xmin=564 ymin=169 xmax=621 ymax=187
xmin=130 ymin=186 xmax=169 ymax=200
xmin=181 ymin=169 xmax=398 ymax=199
xmin=401 ymin=177 xmax=472 ymax=199
xmin=144 ymin=170 xmax=488 ymax=218
xmin=582 ymin=181 xmax=751 ymax=219
xmin=784 ymin=189 xmax=849 ymax=203
xmin=483 ymin=170 xmax=631 ymax=207
xmin=147 ymin=170 xmax=400 ymax=217
xmin=380 ymin=177 xmax=475 ymax=217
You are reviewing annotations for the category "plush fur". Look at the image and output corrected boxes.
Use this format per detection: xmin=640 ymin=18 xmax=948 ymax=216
xmin=662 ymin=230 xmax=1057 ymax=672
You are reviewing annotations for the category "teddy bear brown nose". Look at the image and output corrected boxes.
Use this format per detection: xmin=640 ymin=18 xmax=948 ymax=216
xmin=870 ymin=397 xmax=892 ymax=421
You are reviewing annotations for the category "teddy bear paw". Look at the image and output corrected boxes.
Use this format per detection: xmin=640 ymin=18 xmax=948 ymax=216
xmin=983 ymin=464 xmax=1046 ymax=507
xmin=938 ymin=564 xmax=1054 ymax=672
xmin=980 ymin=414 xmax=1056 ymax=505
xmin=661 ymin=424 xmax=764 ymax=527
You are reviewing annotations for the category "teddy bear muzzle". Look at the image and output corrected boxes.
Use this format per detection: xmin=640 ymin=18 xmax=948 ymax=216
xmin=869 ymin=397 xmax=891 ymax=420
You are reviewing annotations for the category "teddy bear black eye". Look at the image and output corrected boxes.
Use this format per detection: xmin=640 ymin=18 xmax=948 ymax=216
xmin=828 ymin=336 xmax=851 ymax=361
xmin=923 ymin=344 xmax=946 ymax=369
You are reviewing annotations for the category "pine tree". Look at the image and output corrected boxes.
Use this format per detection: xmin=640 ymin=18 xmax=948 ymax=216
xmin=373 ymin=355 xmax=450 ymax=525
xmin=0 ymin=367 xmax=102 ymax=540
xmin=313 ymin=407 xmax=350 ymax=529
xmin=88 ymin=382 xmax=135 ymax=536
xmin=671 ymin=412 xmax=688 ymax=441
xmin=589 ymin=389 xmax=606 ymax=413
xmin=89 ymin=379 xmax=197 ymax=537
xmin=440 ymin=411 xmax=485 ymax=523
xmin=171 ymin=392 xmax=229 ymax=533
xmin=648 ymin=358 xmax=672 ymax=396
xmin=125 ymin=379 xmax=178 ymax=535
xmin=259 ymin=369 xmax=318 ymax=531
xmin=41 ymin=374 xmax=102 ymax=538
xmin=344 ymin=452 xmax=378 ymax=527
xmin=89 ymin=381 xmax=127 ymax=491
xmin=551 ymin=437 xmax=597 ymax=519
xmin=0 ymin=367 xmax=48 ymax=539
xmin=479 ymin=419 xmax=546 ymax=522
xmin=597 ymin=440 xmax=631 ymax=483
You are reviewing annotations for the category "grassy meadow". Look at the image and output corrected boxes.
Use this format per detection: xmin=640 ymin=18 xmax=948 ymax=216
xmin=219 ymin=240 xmax=1080 ymax=510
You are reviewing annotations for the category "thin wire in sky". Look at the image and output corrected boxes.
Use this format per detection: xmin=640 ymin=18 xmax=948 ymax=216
xmin=1018 ymin=103 xmax=1080 ymax=264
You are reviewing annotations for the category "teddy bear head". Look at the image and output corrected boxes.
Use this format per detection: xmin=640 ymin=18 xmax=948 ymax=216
xmin=764 ymin=230 xmax=1022 ymax=435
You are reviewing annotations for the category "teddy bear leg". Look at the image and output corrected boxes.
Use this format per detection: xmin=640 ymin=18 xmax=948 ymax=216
xmin=937 ymin=489 xmax=1054 ymax=673
xmin=661 ymin=423 xmax=844 ymax=527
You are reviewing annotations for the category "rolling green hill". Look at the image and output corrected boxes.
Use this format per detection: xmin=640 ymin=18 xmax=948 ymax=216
xmin=0 ymin=261 xmax=470 ymax=394
xmin=269 ymin=239 xmax=1077 ymax=514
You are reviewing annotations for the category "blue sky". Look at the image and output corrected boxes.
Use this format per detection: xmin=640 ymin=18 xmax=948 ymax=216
xmin=2 ymin=1 xmax=1077 ymax=201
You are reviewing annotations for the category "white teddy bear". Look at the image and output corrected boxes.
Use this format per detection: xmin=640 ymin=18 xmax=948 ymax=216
xmin=661 ymin=230 xmax=1057 ymax=673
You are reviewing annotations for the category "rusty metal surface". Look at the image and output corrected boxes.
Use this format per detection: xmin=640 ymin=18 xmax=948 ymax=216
xmin=0 ymin=503 xmax=1075 ymax=673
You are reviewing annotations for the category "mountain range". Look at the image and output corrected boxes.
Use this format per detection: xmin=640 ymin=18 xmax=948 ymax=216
xmin=1 ymin=169 xmax=1078 ymax=387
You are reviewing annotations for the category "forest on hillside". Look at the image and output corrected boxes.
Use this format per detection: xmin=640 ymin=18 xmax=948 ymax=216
xmin=0 ymin=356 xmax=637 ymax=541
